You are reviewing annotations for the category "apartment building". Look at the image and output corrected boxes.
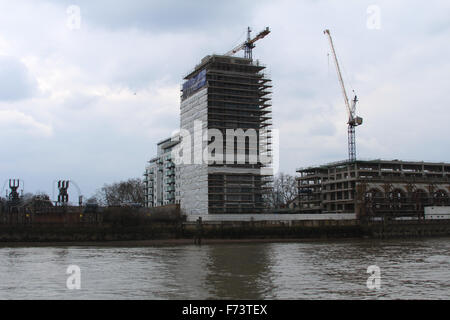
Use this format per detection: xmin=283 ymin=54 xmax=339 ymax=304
xmin=143 ymin=136 xmax=180 ymax=207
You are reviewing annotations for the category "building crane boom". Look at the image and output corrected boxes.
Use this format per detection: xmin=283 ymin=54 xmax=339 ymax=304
xmin=324 ymin=29 xmax=362 ymax=162
xmin=225 ymin=27 xmax=270 ymax=59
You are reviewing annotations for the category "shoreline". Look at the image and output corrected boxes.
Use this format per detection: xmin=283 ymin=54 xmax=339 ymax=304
xmin=0 ymin=237 xmax=371 ymax=247
xmin=0 ymin=220 xmax=449 ymax=246
xmin=3 ymin=235 xmax=450 ymax=248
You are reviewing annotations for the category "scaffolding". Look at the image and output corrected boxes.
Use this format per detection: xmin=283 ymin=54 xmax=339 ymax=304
xmin=180 ymin=55 xmax=273 ymax=214
xmin=297 ymin=159 xmax=450 ymax=218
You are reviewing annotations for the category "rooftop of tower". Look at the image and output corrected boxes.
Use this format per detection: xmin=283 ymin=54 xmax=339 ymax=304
xmin=183 ymin=54 xmax=266 ymax=80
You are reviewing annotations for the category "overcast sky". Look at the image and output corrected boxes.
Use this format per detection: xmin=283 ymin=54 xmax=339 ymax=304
xmin=0 ymin=0 xmax=449 ymax=200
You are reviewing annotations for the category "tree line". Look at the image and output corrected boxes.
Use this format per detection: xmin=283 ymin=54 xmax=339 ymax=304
xmin=91 ymin=173 xmax=298 ymax=209
xmin=2 ymin=173 xmax=298 ymax=209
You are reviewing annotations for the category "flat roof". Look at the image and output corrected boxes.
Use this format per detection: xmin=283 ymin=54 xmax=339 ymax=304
xmin=157 ymin=134 xmax=180 ymax=148
xmin=183 ymin=54 xmax=265 ymax=79
xmin=297 ymin=159 xmax=450 ymax=172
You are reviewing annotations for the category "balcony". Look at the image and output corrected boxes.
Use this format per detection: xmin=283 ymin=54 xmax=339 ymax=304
xmin=166 ymin=177 xmax=175 ymax=184
xmin=165 ymin=161 xmax=175 ymax=169
xmin=166 ymin=193 xmax=175 ymax=201
xmin=165 ymin=185 xmax=175 ymax=192
xmin=165 ymin=170 xmax=175 ymax=177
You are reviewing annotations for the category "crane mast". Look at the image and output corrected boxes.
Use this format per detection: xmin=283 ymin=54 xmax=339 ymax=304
xmin=225 ymin=27 xmax=270 ymax=59
xmin=324 ymin=29 xmax=362 ymax=162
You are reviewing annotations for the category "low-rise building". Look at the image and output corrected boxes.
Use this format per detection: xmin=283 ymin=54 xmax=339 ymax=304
xmin=297 ymin=159 xmax=450 ymax=219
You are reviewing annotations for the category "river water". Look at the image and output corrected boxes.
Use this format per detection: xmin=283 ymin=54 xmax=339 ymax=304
xmin=0 ymin=238 xmax=449 ymax=299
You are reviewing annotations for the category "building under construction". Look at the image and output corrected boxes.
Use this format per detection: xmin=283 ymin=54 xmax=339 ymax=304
xmin=140 ymin=27 xmax=274 ymax=219
xmin=294 ymin=30 xmax=450 ymax=221
xmin=297 ymin=159 xmax=450 ymax=219
xmin=178 ymin=54 xmax=273 ymax=217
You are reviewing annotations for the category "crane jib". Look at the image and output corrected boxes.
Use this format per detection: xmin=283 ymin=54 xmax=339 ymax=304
xmin=225 ymin=27 xmax=270 ymax=56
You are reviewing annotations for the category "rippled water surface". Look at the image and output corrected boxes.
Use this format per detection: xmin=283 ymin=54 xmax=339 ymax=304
xmin=0 ymin=238 xmax=449 ymax=299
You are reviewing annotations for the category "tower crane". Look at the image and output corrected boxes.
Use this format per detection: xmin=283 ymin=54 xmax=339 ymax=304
xmin=225 ymin=27 xmax=270 ymax=59
xmin=324 ymin=29 xmax=362 ymax=162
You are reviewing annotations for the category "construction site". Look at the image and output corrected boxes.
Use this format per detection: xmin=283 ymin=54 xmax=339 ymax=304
xmin=294 ymin=30 xmax=450 ymax=221
xmin=297 ymin=160 xmax=450 ymax=218
xmin=140 ymin=26 xmax=450 ymax=223
xmin=1 ymin=25 xmax=448 ymax=237
xmin=142 ymin=27 xmax=276 ymax=219
xmin=179 ymin=52 xmax=273 ymax=216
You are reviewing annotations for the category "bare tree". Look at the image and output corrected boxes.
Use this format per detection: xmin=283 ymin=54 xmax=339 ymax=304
xmin=85 ymin=196 xmax=99 ymax=205
xmin=266 ymin=172 xmax=298 ymax=208
xmin=96 ymin=178 xmax=145 ymax=207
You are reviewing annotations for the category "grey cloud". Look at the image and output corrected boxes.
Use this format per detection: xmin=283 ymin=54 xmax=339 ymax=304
xmin=0 ymin=56 xmax=37 ymax=101
xmin=0 ymin=0 xmax=449 ymax=197
xmin=50 ymin=0 xmax=261 ymax=32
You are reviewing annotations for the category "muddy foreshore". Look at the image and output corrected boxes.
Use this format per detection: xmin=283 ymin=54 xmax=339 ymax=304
xmin=0 ymin=219 xmax=449 ymax=246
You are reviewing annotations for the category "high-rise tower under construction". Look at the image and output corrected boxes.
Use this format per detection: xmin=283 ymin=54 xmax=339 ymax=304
xmin=177 ymin=54 xmax=273 ymax=219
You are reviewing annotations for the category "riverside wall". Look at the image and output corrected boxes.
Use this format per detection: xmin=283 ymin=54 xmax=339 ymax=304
xmin=0 ymin=218 xmax=449 ymax=243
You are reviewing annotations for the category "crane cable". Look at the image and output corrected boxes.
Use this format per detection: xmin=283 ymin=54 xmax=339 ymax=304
xmin=228 ymin=29 xmax=247 ymax=54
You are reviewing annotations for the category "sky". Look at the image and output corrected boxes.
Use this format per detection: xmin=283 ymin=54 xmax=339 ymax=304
xmin=0 ymin=0 xmax=449 ymax=200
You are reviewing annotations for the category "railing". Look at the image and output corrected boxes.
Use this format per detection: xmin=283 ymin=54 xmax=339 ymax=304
xmin=165 ymin=170 xmax=175 ymax=177
xmin=165 ymin=186 xmax=175 ymax=192
xmin=166 ymin=193 xmax=175 ymax=200
xmin=165 ymin=178 xmax=175 ymax=184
